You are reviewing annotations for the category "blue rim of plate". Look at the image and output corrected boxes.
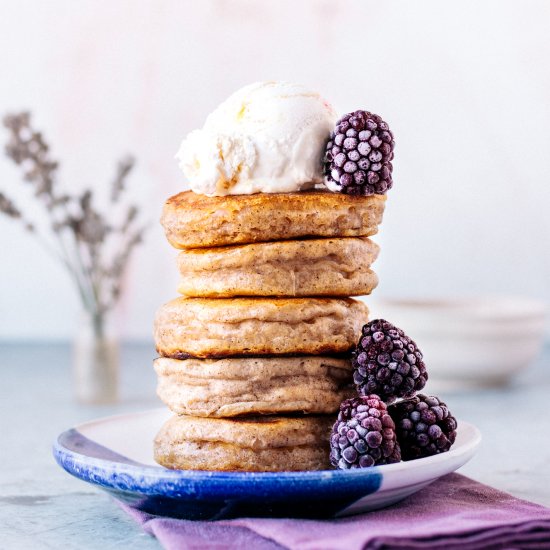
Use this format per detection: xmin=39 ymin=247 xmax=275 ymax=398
xmin=52 ymin=413 xmax=481 ymax=500
xmin=53 ymin=427 xmax=384 ymax=499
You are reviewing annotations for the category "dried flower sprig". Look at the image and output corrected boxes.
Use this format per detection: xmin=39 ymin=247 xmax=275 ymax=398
xmin=2 ymin=112 xmax=146 ymax=336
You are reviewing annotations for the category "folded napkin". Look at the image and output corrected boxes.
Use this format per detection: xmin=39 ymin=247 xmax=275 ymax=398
xmin=121 ymin=473 xmax=550 ymax=549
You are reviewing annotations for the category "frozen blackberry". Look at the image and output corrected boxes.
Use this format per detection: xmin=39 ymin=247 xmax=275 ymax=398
xmin=324 ymin=110 xmax=394 ymax=196
xmin=330 ymin=395 xmax=401 ymax=469
xmin=352 ymin=319 xmax=428 ymax=403
xmin=389 ymin=394 xmax=457 ymax=460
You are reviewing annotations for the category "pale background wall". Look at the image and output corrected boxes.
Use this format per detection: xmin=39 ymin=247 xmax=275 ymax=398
xmin=0 ymin=0 xmax=549 ymax=341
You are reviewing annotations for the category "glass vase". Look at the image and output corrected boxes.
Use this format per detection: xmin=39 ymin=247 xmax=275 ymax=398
xmin=73 ymin=310 xmax=119 ymax=404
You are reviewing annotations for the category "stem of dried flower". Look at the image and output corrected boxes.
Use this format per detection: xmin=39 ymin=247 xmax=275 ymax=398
xmin=1 ymin=112 xmax=146 ymax=336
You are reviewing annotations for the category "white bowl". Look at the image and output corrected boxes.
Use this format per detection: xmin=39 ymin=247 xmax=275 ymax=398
xmin=365 ymin=296 xmax=547 ymax=390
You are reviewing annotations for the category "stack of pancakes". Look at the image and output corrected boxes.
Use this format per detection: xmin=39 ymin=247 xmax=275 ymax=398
xmin=153 ymin=190 xmax=386 ymax=471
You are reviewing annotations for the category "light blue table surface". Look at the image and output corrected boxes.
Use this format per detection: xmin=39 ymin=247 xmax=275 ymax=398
xmin=1 ymin=341 xmax=549 ymax=549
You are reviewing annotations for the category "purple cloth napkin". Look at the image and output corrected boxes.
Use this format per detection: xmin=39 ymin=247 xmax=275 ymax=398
xmin=121 ymin=473 xmax=550 ymax=549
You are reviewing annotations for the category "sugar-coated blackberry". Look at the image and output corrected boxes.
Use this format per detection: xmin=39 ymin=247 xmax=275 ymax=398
xmin=389 ymin=394 xmax=457 ymax=460
xmin=324 ymin=110 xmax=394 ymax=196
xmin=352 ymin=319 xmax=428 ymax=403
xmin=330 ymin=395 xmax=401 ymax=469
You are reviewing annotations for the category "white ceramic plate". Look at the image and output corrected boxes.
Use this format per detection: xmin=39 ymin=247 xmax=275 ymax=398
xmin=54 ymin=408 xmax=481 ymax=519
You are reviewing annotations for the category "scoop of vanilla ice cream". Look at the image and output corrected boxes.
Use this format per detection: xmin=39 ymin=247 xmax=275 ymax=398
xmin=176 ymin=81 xmax=337 ymax=196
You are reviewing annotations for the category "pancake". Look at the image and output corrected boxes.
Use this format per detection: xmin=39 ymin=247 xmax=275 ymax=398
xmin=154 ymin=356 xmax=354 ymax=417
xmin=161 ymin=190 xmax=386 ymax=249
xmin=154 ymin=414 xmax=334 ymax=471
xmin=176 ymin=237 xmax=379 ymax=298
xmin=154 ymin=297 xmax=369 ymax=359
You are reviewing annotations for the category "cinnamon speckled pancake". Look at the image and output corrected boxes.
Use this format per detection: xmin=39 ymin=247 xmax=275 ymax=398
xmin=154 ymin=356 xmax=354 ymax=417
xmin=154 ymin=414 xmax=334 ymax=471
xmin=154 ymin=297 xmax=369 ymax=359
xmin=176 ymin=237 xmax=379 ymax=298
xmin=161 ymin=190 xmax=386 ymax=249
